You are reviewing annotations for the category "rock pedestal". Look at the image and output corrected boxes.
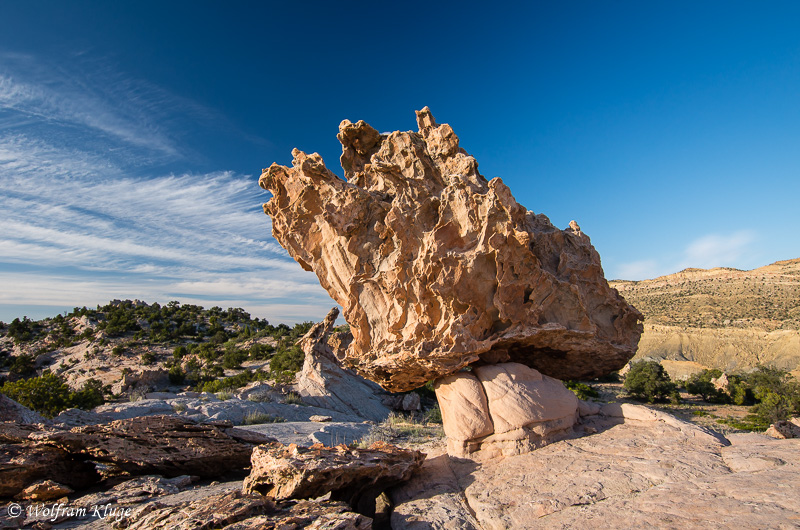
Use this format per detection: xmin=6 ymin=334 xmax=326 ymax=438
xmin=435 ymin=363 xmax=578 ymax=459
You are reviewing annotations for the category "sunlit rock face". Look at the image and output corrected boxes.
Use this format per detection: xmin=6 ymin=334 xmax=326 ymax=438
xmin=260 ymin=108 xmax=642 ymax=392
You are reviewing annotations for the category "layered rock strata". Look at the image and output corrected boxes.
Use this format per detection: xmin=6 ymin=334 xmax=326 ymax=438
xmin=260 ymin=108 xmax=642 ymax=392
xmin=0 ymin=416 xmax=276 ymax=498
xmin=435 ymin=362 xmax=579 ymax=458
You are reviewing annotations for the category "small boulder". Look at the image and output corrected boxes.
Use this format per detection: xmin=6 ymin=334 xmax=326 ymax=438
xmin=765 ymin=418 xmax=800 ymax=439
xmin=243 ymin=441 xmax=425 ymax=514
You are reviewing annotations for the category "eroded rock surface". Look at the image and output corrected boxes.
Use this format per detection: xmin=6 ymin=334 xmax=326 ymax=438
xmin=260 ymin=108 xmax=643 ymax=392
xmin=117 ymin=490 xmax=371 ymax=530
xmin=0 ymin=415 xmax=277 ymax=498
xmin=0 ymin=394 xmax=47 ymax=424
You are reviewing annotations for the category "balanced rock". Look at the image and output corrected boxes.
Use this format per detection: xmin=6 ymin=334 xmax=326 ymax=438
xmin=260 ymin=108 xmax=642 ymax=392
xmin=435 ymin=363 xmax=579 ymax=458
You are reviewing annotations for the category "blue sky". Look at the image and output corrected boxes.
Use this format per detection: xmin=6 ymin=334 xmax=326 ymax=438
xmin=1 ymin=1 xmax=799 ymax=324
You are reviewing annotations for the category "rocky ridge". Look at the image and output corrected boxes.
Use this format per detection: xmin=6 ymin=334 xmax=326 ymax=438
xmin=610 ymin=258 xmax=800 ymax=375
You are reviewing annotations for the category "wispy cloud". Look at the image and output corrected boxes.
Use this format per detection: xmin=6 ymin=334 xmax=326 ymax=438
xmin=0 ymin=54 xmax=333 ymax=323
xmin=613 ymin=230 xmax=759 ymax=280
xmin=681 ymin=230 xmax=757 ymax=270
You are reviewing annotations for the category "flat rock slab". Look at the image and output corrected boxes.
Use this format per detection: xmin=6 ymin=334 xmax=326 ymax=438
xmin=27 ymin=415 xmax=275 ymax=479
xmin=237 ymin=421 xmax=373 ymax=447
xmin=391 ymin=411 xmax=800 ymax=529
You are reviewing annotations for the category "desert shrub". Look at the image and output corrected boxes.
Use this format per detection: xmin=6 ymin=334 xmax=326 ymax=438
xmin=0 ymin=373 xmax=105 ymax=417
xmin=7 ymin=317 xmax=40 ymax=343
xmin=744 ymin=366 xmax=800 ymax=424
xmin=140 ymin=352 xmax=156 ymax=365
xmin=111 ymin=344 xmax=125 ymax=356
xmin=69 ymin=378 xmax=105 ymax=409
xmin=168 ymin=364 xmax=186 ymax=385
xmin=284 ymin=391 xmax=306 ymax=405
xmin=198 ymin=369 xmax=268 ymax=393
xmin=564 ymin=380 xmax=599 ymax=401
xmin=623 ymin=361 xmax=677 ymax=403
xmin=248 ymin=343 xmax=275 ymax=360
xmin=686 ymin=369 xmax=730 ymax=403
xmin=727 ymin=376 xmax=755 ymax=405
xmin=243 ymin=411 xmax=285 ymax=425
xmin=270 ymin=345 xmax=304 ymax=384
xmin=222 ymin=348 xmax=247 ymax=369
xmin=8 ymin=354 xmax=37 ymax=380
xmin=173 ymin=345 xmax=188 ymax=359
xmin=423 ymin=403 xmax=442 ymax=424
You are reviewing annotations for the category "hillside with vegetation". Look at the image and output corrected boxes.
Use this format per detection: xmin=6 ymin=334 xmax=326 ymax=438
xmin=0 ymin=300 xmax=317 ymax=417
xmin=610 ymin=258 xmax=800 ymax=376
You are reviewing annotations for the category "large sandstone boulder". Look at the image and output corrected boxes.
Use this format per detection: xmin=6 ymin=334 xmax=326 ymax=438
xmin=260 ymin=108 xmax=642 ymax=392
xmin=435 ymin=363 xmax=579 ymax=458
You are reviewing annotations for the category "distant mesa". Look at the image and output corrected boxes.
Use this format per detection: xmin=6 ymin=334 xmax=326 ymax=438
xmin=610 ymin=257 xmax=800 ymax=377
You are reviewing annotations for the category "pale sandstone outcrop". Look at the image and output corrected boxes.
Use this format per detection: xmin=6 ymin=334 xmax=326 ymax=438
xmin=260 ymin=108 xmax=642 ymax=392
xmin=391 ymin=407 xmax=800 ymax=529
xmin=434 ymin=373 xmax=493 ymax=441
xmin=296 ymin=307 xmax=392 ymax=422
xmin=434 ymin=363 xmax=578 ymax=458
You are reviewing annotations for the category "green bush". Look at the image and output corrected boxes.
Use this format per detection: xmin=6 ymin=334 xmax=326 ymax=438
xmin=140 ymin=352 xmax=156 ymax=365
xmin=564 ymin=380 xmax=600 ymax=400
xmin=222 ymin=348 xmax=247 ymax=369
xmin=270 ymin=345 xmax=304 ymax=384
xmin=69 ymin=378 xmax=105 ymax=410
xmin=168 ymin=364 xmax=186 ymax=385
xmin=686 ymin=369 xmax=730 ymax=403
xmin=8 ymin=354 xmax=36 ymax=380
xmin=0 ymin=373 xmax=105 ymax=417
xmin=623 ymin=361 xmax=677 ymax=403
xmin=198 ymin=369 xmax=268 ymax=393
xmin=248 ymin=343 xmax=275 ymax=360
xmin=744 ymin=366 xmax=800 ymax=424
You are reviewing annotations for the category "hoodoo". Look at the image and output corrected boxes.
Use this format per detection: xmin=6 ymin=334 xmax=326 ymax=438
xmin=260 ymin=108 xmax=643 ymax=456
